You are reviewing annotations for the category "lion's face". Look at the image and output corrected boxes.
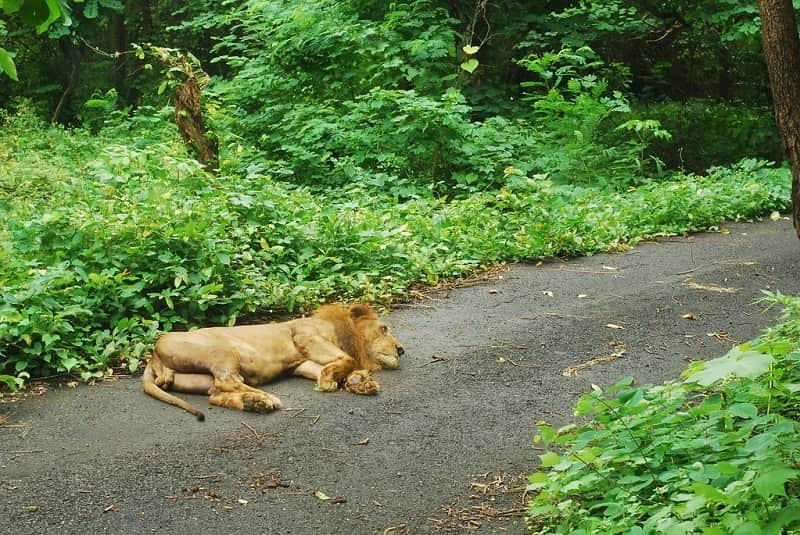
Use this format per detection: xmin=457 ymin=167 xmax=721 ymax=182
xmin=359 ymin=319 xmax=404 ymax=369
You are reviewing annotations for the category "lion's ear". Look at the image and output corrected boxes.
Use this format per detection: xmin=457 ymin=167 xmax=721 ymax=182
xmin=348 ymin=303 xmax=375 ymax=320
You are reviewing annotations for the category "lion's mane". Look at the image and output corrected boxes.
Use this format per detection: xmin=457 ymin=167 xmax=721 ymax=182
xmin=312 ymin=304 xmax=380 ymax=371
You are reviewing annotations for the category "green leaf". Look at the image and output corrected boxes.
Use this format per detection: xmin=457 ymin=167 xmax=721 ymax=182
xmin=618 ymin=387 xmax=643 ymax=406
xmin=715 ymin=461 xmax=739 ymax=475
xmin=528 ymin=472 xmax=549 ymax=484
xmin=0 ymin=374 xmax=22 ymax=390
xmin=753 ymin=468 xmax=799 ymax=499
xmin=0 ymin=47 xmax=18 ymax=81
xmin=728 ymin=402 xmax=758 ymax=419
xmin=534 ymin=424 xmax=556 ymax=444
xmin=84 ymin=99 xmax=110 ymax=109
xmin=19 ymin=0 xmax=49 ymax=26
xmin=539 ymin=451 xmax=561 ymax=468
xmin=83 ymin=0 xmax=98 ymax=19
xmin=60 ymin=356 xmax=79 ymax=372
xmin=2 ymin=0 xmax=24 ymax=15
xmin=608 ymin=375 xmax=635 ymax=393
xmin=683 ymin=346 xmax=774 ymax=386
xmin=460 ymin=58 xmax=479 ymax=74
xmin=527 ymin=472 xmax=550 ymax=490
xmin=462 ymin=45 xmax=480 ymax=55
xmin=687 ymin=482 xmax=729 ymax=504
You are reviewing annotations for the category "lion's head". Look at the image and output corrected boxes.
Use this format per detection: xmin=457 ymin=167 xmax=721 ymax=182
xmin=314 ymin=303 xmax=404 ymax=371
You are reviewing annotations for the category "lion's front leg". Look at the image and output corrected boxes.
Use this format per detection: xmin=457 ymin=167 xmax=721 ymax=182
xmin=318 ymin=355 xmax=359 ymax=391
xmin=293 ymin=360 xmax=379 ymax=395
xmin=293 ymin=332 xmax=363 ymax=391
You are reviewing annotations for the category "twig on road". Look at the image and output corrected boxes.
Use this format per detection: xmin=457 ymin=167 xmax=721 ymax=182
xmin=418 ymin=356 xmax=449 ymax=367
xmin=562 ymin=347 xmax=627 ymax=377
xmin=506 ymin=359 xmax=538 ymax=368
xmin=241 ymin=421 xmax=266 ymax=443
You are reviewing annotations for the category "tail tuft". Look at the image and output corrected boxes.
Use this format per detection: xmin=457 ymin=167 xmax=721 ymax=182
xmin=196 ymin=411 xmax=206 ymax=422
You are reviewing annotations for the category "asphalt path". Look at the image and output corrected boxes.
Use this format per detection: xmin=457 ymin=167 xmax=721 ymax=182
xmin=2 ymin=219 xmax=799 ymax=535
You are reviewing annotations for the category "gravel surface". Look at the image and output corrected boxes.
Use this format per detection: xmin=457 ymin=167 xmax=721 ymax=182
xmin=2 ymin=219 xmax=799 ymax=535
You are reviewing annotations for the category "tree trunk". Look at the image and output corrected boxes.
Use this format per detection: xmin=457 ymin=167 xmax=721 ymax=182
xmin=151 ymin=47 xmax=219 ymax=173
xmin=139 ymin=0 xmax=153 ymax=39
xmin=112 ymin=12 xmax=129 ymax=104
xmin=758 ymin=0 xmax=800 ymax=238
xmin=174 ymin=77 xmax=219 ymax=172
xmin=51 ymin=38 xmax=82 ymax=125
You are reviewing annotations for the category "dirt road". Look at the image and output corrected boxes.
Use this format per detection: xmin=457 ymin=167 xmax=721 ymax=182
xmin=2 ymin=219 xmax=799 ymax=535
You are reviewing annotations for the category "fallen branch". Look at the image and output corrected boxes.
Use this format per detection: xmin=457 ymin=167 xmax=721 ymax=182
xmin=562 ymin=348 xmax=627 ymax=377
xmin=506 ymin=358 xmax=538 ymax=368
xmin=682 ymin=281 xmax=740 ymax=293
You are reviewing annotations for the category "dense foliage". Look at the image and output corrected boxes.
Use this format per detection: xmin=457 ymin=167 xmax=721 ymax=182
xmin=0 ymin=104 xmax=790 ymax=384
xmin=527 ymin=293 xmax=800 ymax=534
xmin=0 ymin=0 xmax=794 ymax=380
xmin=2 ymin=3 xmax=799 ymax=531
xmin=0 ymin=0 xmax=793 ymax=382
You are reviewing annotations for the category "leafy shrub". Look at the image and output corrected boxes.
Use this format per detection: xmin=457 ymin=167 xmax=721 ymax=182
xmin=208 ymin=0 xmax=458 ymax=103
xmin=639 ymin=100 xmax=781 ymax=173
xmin=221 ymin=87 xmax=541 ymax=197
xmin=0 ymin=106 xmax=790 ymax=385
xmin=193 ymin=0 xmax=552 ymax=197
xmin=527 ymin=290 xmax=800 ymax=534
xmin=518 ymin=47 xmax=670 ymax=189
xmin=528 ymin=348 xmax=800 ymax=533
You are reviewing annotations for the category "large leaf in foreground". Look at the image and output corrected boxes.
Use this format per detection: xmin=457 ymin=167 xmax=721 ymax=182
xmin=683 ymin=346 xmax=774 ymax=386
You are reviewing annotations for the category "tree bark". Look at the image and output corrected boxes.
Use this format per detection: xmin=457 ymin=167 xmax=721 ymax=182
xmin=174 ymin=77 xmax=219 ymax=173
xmin=112 ymin=12 xmax=129 ymax=104
xmin=51 ymin=38 xmax=82 ymax=125
xmin=152 ymin=48 xmax=219 ymax=173
xmin=758 ymin=0 xmax=800 ymax=238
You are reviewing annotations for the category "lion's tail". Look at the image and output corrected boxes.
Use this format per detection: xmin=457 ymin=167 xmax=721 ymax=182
xmin=142 ymin=362 xmax=206 ymax=421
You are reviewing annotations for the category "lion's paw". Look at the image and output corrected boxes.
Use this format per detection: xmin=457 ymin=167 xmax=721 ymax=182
xmin=242 ymin=392 xmax=281 ymax=413
xmin=317 ymin=377 xmax=339 ymax=392
xmin=343 ymin=370 xmax=379 ymax=395
xmin=154 ymin=369 xmax=175 ymax=389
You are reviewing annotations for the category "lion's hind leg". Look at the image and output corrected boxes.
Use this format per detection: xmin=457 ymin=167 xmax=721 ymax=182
xmin=148 ymin=353 xmax=175 ymax=389
xmin=207 ymin=370 xmax=282 ymax=413
xmin=157 ymin=335 xmax=281 ymax=414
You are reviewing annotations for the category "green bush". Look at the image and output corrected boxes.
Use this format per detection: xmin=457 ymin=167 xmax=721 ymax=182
xmin=0 ymin=105 xmax=790 ymax=384
xmin=220 ymin=87 xmax=541 ymax=197
xmin=518 ymin=46 xmax=672 ymax=189
xmin=640 ymin=100 xmax=781 ymax=173
xmin=527 ymin=294 xmax=800 ymax=534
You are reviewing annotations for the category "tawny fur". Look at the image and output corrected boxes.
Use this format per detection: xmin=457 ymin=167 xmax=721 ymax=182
xmin=142 ymin=303 xmax=403 ymax=420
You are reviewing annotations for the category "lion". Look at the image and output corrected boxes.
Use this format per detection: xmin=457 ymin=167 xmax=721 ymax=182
xmin=142 ymin=303 xmax=404 ymax=420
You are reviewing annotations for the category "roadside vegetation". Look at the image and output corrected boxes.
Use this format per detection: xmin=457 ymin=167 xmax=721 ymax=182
xmin=0 ymin=106 xmax=789 ymax=385
xmin=528 ymin=292 xmax=800 ymax=534
xmin=1 ymin=1 xmax=800 ymax=532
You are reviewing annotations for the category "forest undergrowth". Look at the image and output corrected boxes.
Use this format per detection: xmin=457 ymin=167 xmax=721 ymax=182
xmin=0 ymin=105 xmax=790 ymax=386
